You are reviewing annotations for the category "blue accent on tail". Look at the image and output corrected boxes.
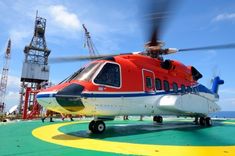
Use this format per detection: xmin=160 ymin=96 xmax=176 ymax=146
xmin=211 ymin=76 xmax=224 ymax=94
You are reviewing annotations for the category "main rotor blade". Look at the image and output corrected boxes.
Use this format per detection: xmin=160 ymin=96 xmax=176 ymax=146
xmin=144 ymin=0 xmax=174 ymax=46
xmin=178 ymin=43 xmax=235 ymax=52
xmin=49 ymin=54 xmax=116 ymax=63
xmin=48 ymin=51 xmax=144 ymax=63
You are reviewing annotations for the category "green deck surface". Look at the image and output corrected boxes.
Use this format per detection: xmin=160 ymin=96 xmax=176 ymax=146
xmin=1 ymin=118 xmax=235 ymax=156
xmin=0 ymin=120 xmax=119 ymax=156
xmin=59 ymin=119 xmax=235 ymax=146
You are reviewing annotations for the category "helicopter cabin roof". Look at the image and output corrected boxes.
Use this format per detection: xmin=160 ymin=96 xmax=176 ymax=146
xmin=105 ymin=54 xmax=202 ymax=82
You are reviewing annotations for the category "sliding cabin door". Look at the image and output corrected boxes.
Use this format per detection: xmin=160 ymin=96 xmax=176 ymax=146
xmin=142 ymin=69 xmax=155 ymax=93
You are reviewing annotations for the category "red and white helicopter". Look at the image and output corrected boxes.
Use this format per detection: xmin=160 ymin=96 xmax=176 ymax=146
xmin=36 ymin=1 xmax=233 ymax=134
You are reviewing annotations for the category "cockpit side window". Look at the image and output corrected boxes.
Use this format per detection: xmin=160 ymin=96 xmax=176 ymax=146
xmin=94 ymin=63 xmax=120 ymax=87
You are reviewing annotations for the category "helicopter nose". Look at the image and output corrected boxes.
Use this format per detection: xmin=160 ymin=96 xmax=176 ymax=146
xmin=55 ymin=83 xmax=85 ymax=112
xmin=56 ymin=83 xmax=84 ymax=96
xmin=36 ymin=83 xmax=85 ymax=112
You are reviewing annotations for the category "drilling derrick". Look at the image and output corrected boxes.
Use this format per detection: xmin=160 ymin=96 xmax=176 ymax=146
xmin=19 ymin=12 xmax=50 ymax=119
xmin=82 ymin=24 xmax=99 ymax=56
xmin=0 ymin=39 xmax=11 ymax=113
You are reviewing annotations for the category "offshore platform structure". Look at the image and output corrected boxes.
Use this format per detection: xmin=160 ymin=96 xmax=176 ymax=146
xmin=20 ymin=12 xmax=50 ymax=119
xmin=0 ymin=39 xmax=11 ymax=113
xmin=82 ymin=24 xmax=99 ymax=56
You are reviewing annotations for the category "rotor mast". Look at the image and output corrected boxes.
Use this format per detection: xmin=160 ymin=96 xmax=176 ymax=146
xmin=82 ymin=24 xmax=99 ymax=57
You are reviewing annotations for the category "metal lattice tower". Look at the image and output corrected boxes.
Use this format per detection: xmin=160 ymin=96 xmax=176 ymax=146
xmin=19 ymin=12 xmax=50 ymax=115
xmin=0 ymin=39 xmax=11 ymax=113
xmin=82 ymin=24 xmax=99 ymax=56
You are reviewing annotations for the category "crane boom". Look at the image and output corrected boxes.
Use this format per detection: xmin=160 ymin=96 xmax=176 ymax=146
xmin=82 ymin=24 xmax=99 ymax=56
xmin=0 ymin=39 xmax=11 ymax=113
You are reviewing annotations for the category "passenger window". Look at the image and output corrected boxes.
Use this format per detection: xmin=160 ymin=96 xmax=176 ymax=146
xmin=155 ymin=78 xmax=162 ymax=90
xmin=94 ymin=63 xmax=120 ymax=87
xmin=173 ymin=82 xmax=178 ymax=93
xmin=146 ymin=77 xmax=152 ymax=89
xmin=181 ymin=85 xmax=185 ymax=93
xmin=163 ymin=80 xmax=170 ymax=92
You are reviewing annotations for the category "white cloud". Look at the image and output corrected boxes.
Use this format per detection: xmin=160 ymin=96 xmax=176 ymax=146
xmin=213 ymin=13 xmax=235 ymax=22
xmin=5 ymin=91 xmax=20 ymax=111
xmin=49 ymin=5 xmax=81 ymax=32
xmin=0 ymin=75 xmax=21 ymax=111
xmin=6 ymin=91 xmax=20 ymax=100
xmin=7 ymin=75 xmax=20 ymax=89
xmin=9 ymin=29 xmax=31 ymax=48
xmin=0 ymin=40 xmax=8 ymax=56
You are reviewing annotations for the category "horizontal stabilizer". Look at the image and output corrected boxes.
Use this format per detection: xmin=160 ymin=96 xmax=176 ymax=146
xmin=211 ymin=76 xmax=224 ymax=94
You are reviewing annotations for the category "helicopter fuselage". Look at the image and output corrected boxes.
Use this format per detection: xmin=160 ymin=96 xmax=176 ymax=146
xmin=36 ymin=54 xmax=221 ymax=117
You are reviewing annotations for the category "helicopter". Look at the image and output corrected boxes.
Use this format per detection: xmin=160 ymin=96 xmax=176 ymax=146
xmin=36 ymin=0 xmax=234 ymax=134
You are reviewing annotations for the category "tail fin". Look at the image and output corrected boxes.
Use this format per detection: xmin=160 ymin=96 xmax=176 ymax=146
xmin=211 ymin=76 xmax=224 ymax=94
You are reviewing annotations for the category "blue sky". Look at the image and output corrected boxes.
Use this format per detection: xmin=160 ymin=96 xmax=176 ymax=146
xmin=0 ymin=0 xmax=235 ymax=111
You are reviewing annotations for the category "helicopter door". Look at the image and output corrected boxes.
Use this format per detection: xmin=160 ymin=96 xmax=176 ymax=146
xmin=142 ymin=69 xmax=155 ymax=92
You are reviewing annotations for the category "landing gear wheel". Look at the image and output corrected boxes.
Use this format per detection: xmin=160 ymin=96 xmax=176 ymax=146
xmin=89 ymin=120 xmax=96 ymax=131
xmin=153 ymin=116 xmax=163 ymax=123
xmin=94 ymin=121 xmax=106 ymax=134
xmin=89 ymin=120 xmax=106 ymax=134
xmin=205 ymin=117 xmax=212 ymax=126
xmin=199 ymin=117 xmax=205 ymax=126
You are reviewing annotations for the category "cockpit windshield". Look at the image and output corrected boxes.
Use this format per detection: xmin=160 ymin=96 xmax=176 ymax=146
xmin=94 ymin=63 xmax=120 ymax=87
xmin=59 ymin=62 xmax=102 ymax=83
xmin=75 ymin=62 xmax=102 ymax=81
xmin=59 ymin=62 xmax=121 ymax=87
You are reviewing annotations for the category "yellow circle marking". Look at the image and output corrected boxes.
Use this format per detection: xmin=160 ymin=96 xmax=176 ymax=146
xmin=224 ymin=121 xmax=235 ymax=125
xmin=32 ymin=121 xmax=235 ymax=156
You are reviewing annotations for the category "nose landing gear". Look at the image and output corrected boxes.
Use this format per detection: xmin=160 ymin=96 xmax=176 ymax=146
xmin=89 ymin=120 xmax=106 ymax=134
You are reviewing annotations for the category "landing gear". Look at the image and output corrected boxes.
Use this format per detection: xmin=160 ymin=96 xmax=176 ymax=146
xmin=205 ymin=117 xmax=212 ymax=126
xmin=89 ymin=120 xmax=106 ymax=134
xmin=199 ymin=117 xmax=205 ymax=126
xmin=89 ymin=120 xmax=96 ymax=131
xmin=193 ymin=117 xmax=199 ymax=125
xmin=199 ymin=117 xmax=212 ymax=126
xmin=153 ymin=115 xmax=163 ymax=123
